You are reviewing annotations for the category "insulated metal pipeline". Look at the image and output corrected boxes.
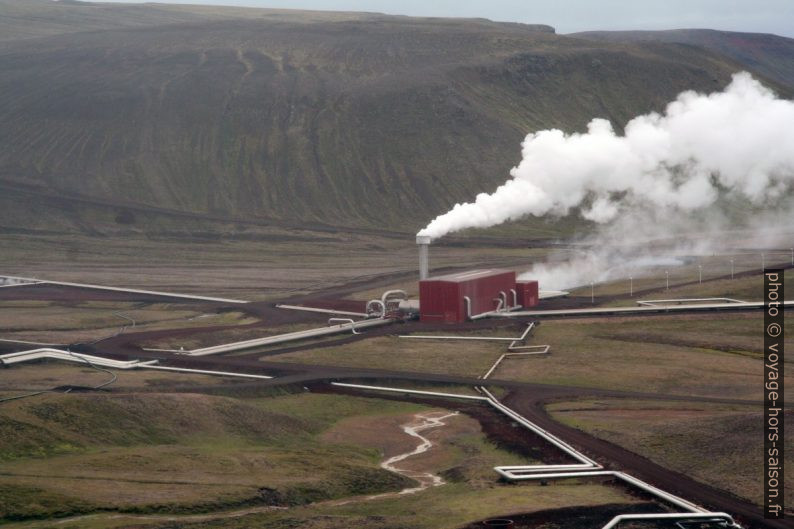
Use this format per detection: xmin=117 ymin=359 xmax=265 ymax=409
xmin=493 ymin=298 xmax=504 ymax=313
xmin=276 ymin=304 xmax=368 ymax=318
xmin=0 ymin=349 xmax=273 ymax=380
xmin=499 ymin=291 xmax=508 ymax=311
xmin=490 ymin=300 xmax=794 ymax=318
xmin=464 ymin=296 xmax=495 ymax=320
xmin=381 ymin=289 xmax=408 ymax=306
xmin=601 ymin=513 xmax=738 ymax=529
xmin=187 ymin=317 xmax=395 ymax=356
xmin=365 ymin=299 xmax=386 ymax=318
xmin=0 ymin=275 xmax=247 ymax=304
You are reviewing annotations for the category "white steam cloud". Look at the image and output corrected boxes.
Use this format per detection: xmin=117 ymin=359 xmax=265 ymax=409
xmin=418 ymin=73 xmax=794 ymax=240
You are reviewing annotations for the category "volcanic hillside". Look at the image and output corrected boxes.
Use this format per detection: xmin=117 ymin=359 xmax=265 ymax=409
xmin=572 ymin=29 xmax=794 ymax=88
xmin=1 ymin=0 xmax=792 ymax=236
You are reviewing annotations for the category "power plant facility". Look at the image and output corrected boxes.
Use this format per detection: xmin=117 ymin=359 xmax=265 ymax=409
xmin=415 ymin=236 xmax=540 ymax=323
xmin=7 ymin=5 xmax=794 ymax=528
xmin=419 ymin=270 xmax=521 ymax=323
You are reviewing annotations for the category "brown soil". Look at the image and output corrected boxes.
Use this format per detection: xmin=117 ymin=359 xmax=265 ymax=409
xmin=321 ymin=411 xmax=428 ymax=458
xmin=0 ymin=283 xmax=204 ymax=304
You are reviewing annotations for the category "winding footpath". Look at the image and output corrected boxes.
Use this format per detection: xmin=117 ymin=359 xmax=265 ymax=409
xmin=380 ymin=411 xmax=460 ymax=495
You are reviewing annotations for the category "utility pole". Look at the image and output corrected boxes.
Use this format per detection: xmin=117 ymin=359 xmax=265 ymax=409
xmin=698 ymin=265 xmax=702 ymax=284
xmin=591 ymin=281 xmax=594 ymax=304
xmin=665 ymin=270 xmax=669 ymax=291
xmin=730 ymin=258 xmax=735 ymax=280
xmin=629 ymin=276 xmax=633 ymax=297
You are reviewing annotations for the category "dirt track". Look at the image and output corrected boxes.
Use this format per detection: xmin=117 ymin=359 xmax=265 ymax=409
xmin=461 ymin=503 xmax=670 ymax=529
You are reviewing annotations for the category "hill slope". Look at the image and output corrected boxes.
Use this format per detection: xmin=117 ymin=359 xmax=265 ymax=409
xmin=0 ymin=2 xmax=788 ymax=236
xmin=572 ymin=29 xmax=794 ymax=88
xmin=0 ymin=0 xmax=380 ymax=42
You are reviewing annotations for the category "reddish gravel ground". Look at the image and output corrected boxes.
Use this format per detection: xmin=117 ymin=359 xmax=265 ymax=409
xmin=0 ymin=283 xmax=194 ymax=303
xmin=462 ymin=503 xmax=672 ymax=529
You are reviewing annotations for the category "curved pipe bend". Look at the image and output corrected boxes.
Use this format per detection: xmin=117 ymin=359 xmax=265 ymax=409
xmin=366 ymin=299 xmax=386 ymax=318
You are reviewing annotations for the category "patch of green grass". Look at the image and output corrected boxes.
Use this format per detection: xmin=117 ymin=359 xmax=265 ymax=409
xmin=0 ymin=363 xmax=238 ymax=393
xmin=0 ymin=485 xmax=95 ymax=521
xmin=12 ymin=393 xmax=309 ymax=452
xmin=249 ymin=392 xmax=429 ymax=434
xmin=269 ymin=335 xmax=505 ymax=378
xmin=0 ymin=415 xmax=82 ymax=461
xmin=56 ymin=482 xmax=638 ymax=529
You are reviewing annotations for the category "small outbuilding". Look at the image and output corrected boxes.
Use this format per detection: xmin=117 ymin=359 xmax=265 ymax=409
xmin=515 ymin=279 xmax=539 ymax=308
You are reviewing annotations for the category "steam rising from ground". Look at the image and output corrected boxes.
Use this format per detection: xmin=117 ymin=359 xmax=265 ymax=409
xmin=418 ymin=73 xmax=794 ymax=289
xmin=517 ymin=205 xmax=794 ymax=290
xmin=525 ymin=252 xmax=686 ymax=292
xmin=420 ymin=73 xmax=794 ymax=239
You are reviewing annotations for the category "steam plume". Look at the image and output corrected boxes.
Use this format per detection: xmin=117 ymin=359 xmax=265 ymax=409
xmin=418 ymin=73 xmax=794 ymax=240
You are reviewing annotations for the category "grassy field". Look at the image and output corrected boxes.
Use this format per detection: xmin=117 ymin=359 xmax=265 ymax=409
xmin=0 ymin=391 xmax=422 ymax=520
xmin=269 ymin=312 xmax=792 ymax=400
xmin=0 ymin=385 xmax=639 ymax=529
xmin=0 ymin=363 xmax=247 ymax=394
xmin=268 ymin=333 xmax=509 ymax=378
xmin=547 ymin=398 xmax=794 ymax=508
xmin=496 ymin=313 xmax=793 ymax=400
xmin=2 ymin=481 xmax=640 ymax=529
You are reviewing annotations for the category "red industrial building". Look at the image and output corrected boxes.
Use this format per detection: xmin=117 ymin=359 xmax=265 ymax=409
xmin=419 ymin=269 xmax=517 ymax=323
xmin=419 ymin=270 xmax=541 ymax=323
xmin=515 ymin=279 xmax=539 ymax=308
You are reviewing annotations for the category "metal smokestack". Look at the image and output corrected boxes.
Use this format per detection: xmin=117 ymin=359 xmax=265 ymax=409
xmin=416 ymin=235 xmax=430 ymax=280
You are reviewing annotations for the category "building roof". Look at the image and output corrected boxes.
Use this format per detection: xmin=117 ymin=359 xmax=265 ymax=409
xmin=422 ymin=269 xmax=515 ymax=283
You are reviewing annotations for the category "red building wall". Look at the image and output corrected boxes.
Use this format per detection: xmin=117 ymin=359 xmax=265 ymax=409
xmin=515 ymin=279 xmax=539 ymax=308
xmin=419 ymin=269 xmax=517 ymax=323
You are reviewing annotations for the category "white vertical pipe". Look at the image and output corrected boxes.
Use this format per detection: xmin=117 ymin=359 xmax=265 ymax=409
xmin=416 ymin=235 xmax=431 ymax=280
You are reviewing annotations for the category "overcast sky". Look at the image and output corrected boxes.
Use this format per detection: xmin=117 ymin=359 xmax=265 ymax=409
xmin=102 ymin=0 xmax=794 ymax=37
